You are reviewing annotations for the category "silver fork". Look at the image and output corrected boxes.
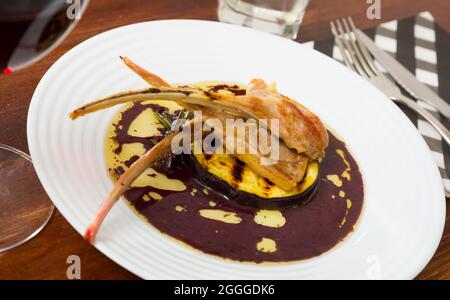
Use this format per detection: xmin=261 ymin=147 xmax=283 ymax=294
xmin=330 ymin=17 xmax=450 ymax=145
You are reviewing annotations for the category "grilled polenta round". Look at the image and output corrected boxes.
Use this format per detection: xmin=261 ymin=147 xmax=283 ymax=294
xmin=184 ymin=153 xmax=319 ymax=209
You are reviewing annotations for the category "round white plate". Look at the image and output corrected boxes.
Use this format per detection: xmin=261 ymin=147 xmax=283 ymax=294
xmin=27 ymin=20 xmax=445 ymax=279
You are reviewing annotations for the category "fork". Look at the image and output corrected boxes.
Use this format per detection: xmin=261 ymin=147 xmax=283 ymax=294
xmin=330 ymin=17 xmax=450 ymax=145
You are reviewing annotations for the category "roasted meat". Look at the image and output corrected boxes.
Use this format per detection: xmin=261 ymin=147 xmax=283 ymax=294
xmin=69 ymin=57 xmax=329 ymax=243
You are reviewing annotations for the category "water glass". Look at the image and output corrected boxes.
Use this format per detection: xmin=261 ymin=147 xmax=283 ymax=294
xmin=218 ymin=0 xmax=310 ymax=39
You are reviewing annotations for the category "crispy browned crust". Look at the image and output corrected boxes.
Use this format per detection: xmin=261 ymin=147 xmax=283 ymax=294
xmin=237 ymin=79 xmax=329 ymax=160
xmin=235 ymin=153 xmax=308 ymax=191
xmin=73 ymin=62 xmax=331 ymax=243
xmin=205 ymin=112 xmax=308 ymax=191
xmin=70 ymin=69 xmax=328 ymax=191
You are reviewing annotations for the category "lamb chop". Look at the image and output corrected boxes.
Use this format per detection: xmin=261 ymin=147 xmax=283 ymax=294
xmin=70 ymin=57 xmax=328 ymax=243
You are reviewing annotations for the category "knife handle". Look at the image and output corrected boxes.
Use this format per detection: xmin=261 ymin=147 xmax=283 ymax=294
xmin=394 ymin=95 xmax=450 ymax=146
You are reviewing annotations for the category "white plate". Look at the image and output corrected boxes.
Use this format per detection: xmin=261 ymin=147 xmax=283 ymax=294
xmin=27 ymin=20 xmax=445 ymax=279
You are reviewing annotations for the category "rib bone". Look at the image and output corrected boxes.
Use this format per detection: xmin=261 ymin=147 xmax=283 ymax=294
xmin=84 ymin=118 xmax=201 ymax=243
xmin=69 ymin=87 xmax=255 ymax=120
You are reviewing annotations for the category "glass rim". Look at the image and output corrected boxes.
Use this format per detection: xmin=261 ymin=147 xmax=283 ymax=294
xmin=0 ymin=144 xmax=54 ymax=253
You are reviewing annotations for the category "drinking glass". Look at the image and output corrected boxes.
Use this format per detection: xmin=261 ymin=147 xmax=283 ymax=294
xmin=218 ymin=0 xmax=310 ymax=39
xmin=0 ymin=0 xmax=89 ymax=252
xmin=0 ymin=144 xmax=54 ymax=252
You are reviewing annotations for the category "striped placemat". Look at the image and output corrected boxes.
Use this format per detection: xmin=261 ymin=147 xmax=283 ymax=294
xmin=303 ymin=11 xmax=450 ymax=196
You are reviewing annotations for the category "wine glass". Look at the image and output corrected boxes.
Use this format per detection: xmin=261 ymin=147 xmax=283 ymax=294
xmin=0 ymin=0 xmax=89 ymax=252
xmin=217 ymin=0 xmax=310 ymax=39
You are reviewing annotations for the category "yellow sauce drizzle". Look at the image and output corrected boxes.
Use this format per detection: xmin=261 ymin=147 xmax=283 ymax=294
xmin=254 ymin=210 xmax=286 ymax=228
xmin=199 ymin=209 xmax=242 ymax=224
xmin=209 ymin=201 xmax=217 ymax=207
xmin=130 ymin=168 xmax=187 ymax=191
xmin=336 ymin=149 xmax=351 ymax=181
xmin=175 ymin=205 xmax=186 ymax=212
xmin=339 ymin=199 xmax=353 ymax=228
xmin=128 ymin=108 xmax=164 ymax=137
xmin=346 ymin=199 xmax=352 ymax=209
xmin=256 ymin=238 xmax=277 ymax=253
xmin=105 ymin=100 xmax=187 ymax=194
xmin=190 ymin=188 xmax=198 ymax=196
xmin=149 ymin=192 xmax=163 ymax=200
xmin=339 ymin=191 xmax=346 ymax=198
xmin=121 ymin=143 xmax=147 ymax=158
xmin=326 ymin=174 xmax=343 ymax=187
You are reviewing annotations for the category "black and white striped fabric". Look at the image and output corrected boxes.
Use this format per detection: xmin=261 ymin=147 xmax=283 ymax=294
xmin=303 ymin=12 xmax=450 ymax=196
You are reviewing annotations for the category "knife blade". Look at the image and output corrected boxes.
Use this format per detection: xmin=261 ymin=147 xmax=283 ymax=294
xmin=356 ymin=29 xmax=450 ymax=119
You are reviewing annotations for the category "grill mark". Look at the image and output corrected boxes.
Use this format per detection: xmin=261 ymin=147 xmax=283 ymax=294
xmin=231 ymin=158 xmax=245 ymax=183
xmin=107 ymin=88 xmax=193 ymax=101
xmin=203 ymin=90 xmax=220 ymax=99
xmin=263 ymin=178 xmax=275 ymax=186
xmin=262 ymin=177 xmax=275 ymax=191
xmin=209 ymin=84 xmax=246 ymax=96
xmin=141 ymin=88 xmax=193 ymax=96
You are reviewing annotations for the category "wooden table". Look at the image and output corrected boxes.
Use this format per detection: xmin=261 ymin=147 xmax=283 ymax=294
xmin=0 ymin=0 xmax=448 ymax=280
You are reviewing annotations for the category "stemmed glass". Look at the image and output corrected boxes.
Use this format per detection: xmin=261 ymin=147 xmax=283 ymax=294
xmin=0 ymin=0 xmax=89 ymax=252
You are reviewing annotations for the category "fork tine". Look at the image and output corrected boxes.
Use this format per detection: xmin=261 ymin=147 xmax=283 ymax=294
xmin=330 ymin=21 xmax=356 ymax=72
xmin=335 ymin=18 xmax=368 ymax=79
xmin=341 ymin=18 xmax=375 ymax=78
xmin=347 ymin=17 xmax=382 ymax=76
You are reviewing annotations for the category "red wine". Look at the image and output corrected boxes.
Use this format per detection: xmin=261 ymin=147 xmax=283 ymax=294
xmin=0 ymin=0 xmax=88 ymax=73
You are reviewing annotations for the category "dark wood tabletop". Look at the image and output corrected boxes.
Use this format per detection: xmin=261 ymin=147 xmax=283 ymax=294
xmin=0 ymin=0 xmax=449 ymax=280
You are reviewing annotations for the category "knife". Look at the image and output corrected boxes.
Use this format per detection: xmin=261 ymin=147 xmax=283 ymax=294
xmin=356 ymin=29 xmax=450 ymax=119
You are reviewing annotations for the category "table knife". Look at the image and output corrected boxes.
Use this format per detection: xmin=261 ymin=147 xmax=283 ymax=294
xmin=356 ymin=29 xmax=450 ymax=119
